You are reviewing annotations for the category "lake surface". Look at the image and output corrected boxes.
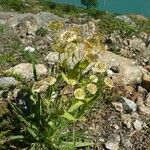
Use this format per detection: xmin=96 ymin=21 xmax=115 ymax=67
xmin=53 ymin=0 xmax=150 ymax=17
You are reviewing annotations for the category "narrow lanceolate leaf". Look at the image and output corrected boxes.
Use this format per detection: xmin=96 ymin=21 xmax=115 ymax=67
xmin=62 ymin=111 xmax=76 ymax=121
xmin=9 ymin=135 xmax=24 ymax=141
xmin=68 ymin=101 xmax=84 ymax=113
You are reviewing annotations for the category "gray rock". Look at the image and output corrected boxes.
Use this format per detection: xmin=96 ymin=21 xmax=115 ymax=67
xmin=112 ymin=102 xmax=123 ymax=113
xmin=122 ymin=138 xmax=133 ymax=149
xmin=0 ymin=77 xmax=18 ymax=89
xmin=45 ymin=52 xmax=59 ymax=65
xmin=6 ymin=63 xmax=47 ymax=81
xmin=110 ymin=66 xmax=120 ymax=73
xmin=116 ymin=15 xmax=135 ymax=26
xmin=105 ymin=141 xmax=119 ymax=150
xmin=120 ymin=97 xmax=137 ymax=113
xmin=121 ymin=113 xmax=132 ymax=128
xmin=133 ymin=120 xmax=142 ymax=130
xmin=145 ymin=93 xmax=150 ymax=107
xmin=138 ymin=86 xmax=147 ymax=96
xmin=98 ymin=51 xmax=145 ymax=85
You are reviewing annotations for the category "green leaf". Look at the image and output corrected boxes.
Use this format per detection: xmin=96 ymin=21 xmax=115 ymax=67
xmin=62 ymin=111 xmax=76 ymax=121
xmin=79 ymin=59 xmax=89 ymax=70
xmin=75 ymin=141 xmax=94 ymax=147
xmin=27 ymin=127 xmax=38 ymax=140
xmin=9 ymin=135 xmax=24 ymax=141
xmin=68 ymin=101 xmax=84 ymax=113
xmin=61 ymin=72 xmax=69 ymax=83
xmin=61 ymin=141 xmax=94 ymax=148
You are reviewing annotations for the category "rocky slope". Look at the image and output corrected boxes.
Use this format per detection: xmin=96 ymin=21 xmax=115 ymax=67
xmin=0 ymin=12 xmax=150 ymax=150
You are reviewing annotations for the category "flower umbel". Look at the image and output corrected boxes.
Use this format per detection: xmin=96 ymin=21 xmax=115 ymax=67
xmin=90 ymin=75 xmax=98 ymax=83
xmin=92 ymin=61 xmax=107 ymax=73
xmin=74 ymin=88 xmax=85 ymax=100
xmin=87 ymin=83 xmax=97 ymax=94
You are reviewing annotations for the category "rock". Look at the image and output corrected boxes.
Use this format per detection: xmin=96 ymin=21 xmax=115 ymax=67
xmin=6 ymin=63 xmax=47 ymax=81
xmin=105 ymin=141 xmax=119 ymax=150
xmin=144 ymin=65 xmax=150 ymax=72
xmin=120 ymin=97 xmax=137 ymax=113
xmin=133 ymin=120 xmax=142 ymax=130
xmin=122 ymin=138 xmax=133 ymax=149
xmin=45 ymin=52 xmax=59 ymax=65
xmin=138 ymin=105 xmax=150 ymax=116
xmin=98 ymin=51 xmax=144 ymax=85
xmin=141 ymin=73 xmax=150 ymax=92
xmin=121 ymin=114 xmax=132 ymax=128
xmin=138 ymin=86 xmax=147 ymax=97
xmin=110 ymin=66 xmax=120 ymax=73
xmin=107 ymin=69 xmax=114 ymax=77
xmin=112 ymin=102 xmax=123 ymax=113
xmin=116 ymin=15 xmax=135 ymax=26
xmin=124 ymin=85 xmax=135 ymax=95
xmin=145 ymin=93 xmax=150 ymax=107
xmin=0 ymin=77 xmax=18 ymax=89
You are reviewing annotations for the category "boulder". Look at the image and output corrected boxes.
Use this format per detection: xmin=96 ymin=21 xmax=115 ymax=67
xmin=6 ymin=63 xmax=47 ymax=81
xmin=0 ymin=77 xmax=18 ymax=89
xmin=98 ymin=51 xmax=145 ymax=85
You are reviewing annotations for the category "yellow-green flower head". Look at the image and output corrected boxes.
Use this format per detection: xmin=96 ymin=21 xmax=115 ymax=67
xmin=104 ymin=77 xmax=113 ymax=88
xmin=92 ymin=61 xmax=107 ymax=73
xmin=87 ymin=83 xmax=97 ymax=94
xmin=67 ymin=79 xmax=77 ymax=86
xmin=74 ymin=88 xmax=85 ymax=100
xmin=44 ymin=76 xmax=57 ymax=85
xmin=33 ymin=80 xmax=48 ymax=93
xmin=32 ymin=76 xmax=57 ymax=93
xmin=60 ymin=30 xmax=77 ymax=43
xmin=90 ymin=75 xmax=98 ymax=83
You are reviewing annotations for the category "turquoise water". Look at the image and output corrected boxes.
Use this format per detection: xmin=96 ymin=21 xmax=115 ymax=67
xmin=54 ymin=0 xmax=150 ymax=17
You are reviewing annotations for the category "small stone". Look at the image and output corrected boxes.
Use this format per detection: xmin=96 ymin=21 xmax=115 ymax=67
xmin=120 ymin=97 xmax=137 ymax=113
xmin=138 ymin=105 xmax=150 ymax=116
xmin=124 ymin=85 xmax=135 ymax=95
xmin=105 ymin=141 xmax=119 ymax=150
xmin=141 ymin=73 xmax=150 ymax=92
xmin=112 ymin=102 xmax=123 ymax=112
xmin=110 ymin=66 xmax=120 ymax=73
xmin=107 ymin=69 xmax=114 ymax=77
xmin=122 ymin=138 xmax=133 ymax=149
xmin=121 ymin=114 xmax=132 ymax=128
xmin=0 ymin=77 xmax=18 ymax=89
xmin=138 ymin=86 xmax=147 ymax=96
xmin=133 ymin=120 xmax=142 ymax=130
xmin=45 ymin=52 xmax=59 ymax=65
xmin=144 ymin=65 xmax=150 ymax=72
xmin=113 ymin=124 xmax=120 ymax=130
xmin=145 ymin=93 xmax=150 ymax=107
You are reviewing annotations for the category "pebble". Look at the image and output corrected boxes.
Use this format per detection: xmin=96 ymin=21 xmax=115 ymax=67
xmin=110 ymin=66 xmax=120 ymax=73
xmin=133 ymin=120 xmax=142 ymax=130
xmin=120 ymin=97 xmax=137 ymax=113
xmin=112 ymin=102 xmax=123 ymax=113
xmin=105 ymin=141 xmax=119 ymax=150
xmin=121 ymin=114 xmax=132 ymax=129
